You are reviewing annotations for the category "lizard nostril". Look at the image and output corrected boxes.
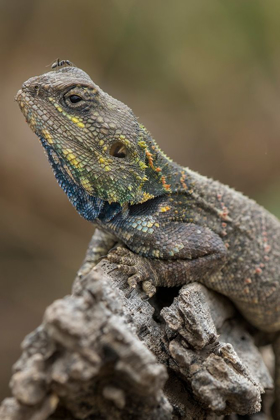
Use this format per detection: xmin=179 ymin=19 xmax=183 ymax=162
xmin=24 ymin=83 xmax=41 ymax=97
xmin=32 ymin=84 xmax=40 ymax=95
xmin=21 ymin=77 xmax=41 ymax=95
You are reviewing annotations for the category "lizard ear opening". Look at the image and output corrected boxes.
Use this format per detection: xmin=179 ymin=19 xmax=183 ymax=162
xmin=110 ymin=141 xmax=127 ymax=158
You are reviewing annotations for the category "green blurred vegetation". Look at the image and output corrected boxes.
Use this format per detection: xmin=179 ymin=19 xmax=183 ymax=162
xmin=0 ymin=0 xmax=280 ymax=401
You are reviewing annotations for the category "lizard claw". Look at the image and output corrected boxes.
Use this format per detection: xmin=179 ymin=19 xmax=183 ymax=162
xmin=128 ymin=277 xmax=138 ymax=288
xmin=107 ymin=246 xmax=157 ymax=296
xmin=142 ymin=280 xmax=157 ymax=297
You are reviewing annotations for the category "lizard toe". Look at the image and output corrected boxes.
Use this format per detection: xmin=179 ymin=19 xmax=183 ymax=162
xmin=142 ymin=280 xmax=157 ymax=297
xmin=117 ymin=264 xmax=137 ymax=275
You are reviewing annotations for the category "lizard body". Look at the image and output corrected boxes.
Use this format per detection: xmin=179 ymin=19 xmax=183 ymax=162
xmin=16 ymin=62 xmax=280 ymax=334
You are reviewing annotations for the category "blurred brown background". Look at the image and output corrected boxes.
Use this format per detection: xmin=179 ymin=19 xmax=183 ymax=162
xmin=0 ymin=0 xmax=280 ymax=401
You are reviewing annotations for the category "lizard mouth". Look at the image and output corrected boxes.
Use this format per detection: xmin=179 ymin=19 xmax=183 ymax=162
xmin=15 ymin=89 xmax=30 ymax=120
xmin=15 ymin=89 xmax=22 ymax=102
xmin=15 ymin=88 xmax=43 ymax=135
xmin=15 ymin=89 xmax=25 ymax=112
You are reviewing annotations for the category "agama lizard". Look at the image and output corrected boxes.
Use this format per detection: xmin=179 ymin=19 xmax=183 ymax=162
xmin=16 ymin=60 xmax=280 ymax=414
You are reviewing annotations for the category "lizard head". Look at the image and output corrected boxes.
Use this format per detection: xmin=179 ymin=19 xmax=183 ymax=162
xmin=16 ymin=62 xmax=150 ymax=214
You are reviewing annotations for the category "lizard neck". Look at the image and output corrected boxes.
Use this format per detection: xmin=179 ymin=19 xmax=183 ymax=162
xmin=138 ymin=125 xmax=194 ymax=201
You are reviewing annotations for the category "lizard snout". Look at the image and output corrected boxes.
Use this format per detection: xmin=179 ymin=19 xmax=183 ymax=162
xmin=20 ymin=74 xmax=51 ymax=99
xmin=21 ymin=77 xmax=41 ymax=97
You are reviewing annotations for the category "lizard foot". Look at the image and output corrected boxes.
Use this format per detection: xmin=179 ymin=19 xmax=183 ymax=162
xmin=107 ymin=246 xmax=157 ymax=297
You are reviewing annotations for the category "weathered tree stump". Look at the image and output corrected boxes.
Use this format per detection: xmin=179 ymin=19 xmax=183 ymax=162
xmin=0 ymin=239 xmax=273 ymax=419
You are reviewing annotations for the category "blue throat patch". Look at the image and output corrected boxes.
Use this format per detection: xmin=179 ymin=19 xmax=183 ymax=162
xmin=40 ymin=137 xmax=122 ymax=222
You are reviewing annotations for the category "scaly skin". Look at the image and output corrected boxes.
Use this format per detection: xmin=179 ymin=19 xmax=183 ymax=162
xmin=15 ymin=61 xmax=280 ymax=334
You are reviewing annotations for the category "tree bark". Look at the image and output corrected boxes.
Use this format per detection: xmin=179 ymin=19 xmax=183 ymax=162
xmin=0 ymin=240 xmax=273 ymax=420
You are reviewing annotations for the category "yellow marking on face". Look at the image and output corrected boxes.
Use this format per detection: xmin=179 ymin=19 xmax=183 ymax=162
xmin=51 ymin=101 xmax=85 ymax=128
xmin=99 ymin=140 xmax=104 ymax=146
xmin=71 ymin=117 xmax=85 ymax=128
xmin=42 ymin=129 xmax=53 ymax=144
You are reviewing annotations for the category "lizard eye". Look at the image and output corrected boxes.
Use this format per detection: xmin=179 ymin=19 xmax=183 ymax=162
xmin=110 ymin=141 xmax=127 ymax=158
xmin=69 ymin=94 xmax=82 ymax=103
xmin=64 ymin=92 xmax=85 ymax=108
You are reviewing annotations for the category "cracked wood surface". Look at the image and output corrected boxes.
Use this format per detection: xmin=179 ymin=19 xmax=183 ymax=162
xmin=0 ymin=243 xmax=274 ymax=420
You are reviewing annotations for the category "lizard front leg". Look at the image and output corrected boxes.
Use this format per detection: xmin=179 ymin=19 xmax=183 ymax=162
xmin=107 ymin=246 xmax=225 ymax=296
xmin=107 ymin=220 xmax=227 ymax=296
xmin=78 ymin=228 xmax=117 ymax=277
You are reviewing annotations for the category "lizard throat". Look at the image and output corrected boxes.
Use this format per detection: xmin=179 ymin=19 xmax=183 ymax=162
xmin=40 ymin=137 xmax=111 ymax=222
